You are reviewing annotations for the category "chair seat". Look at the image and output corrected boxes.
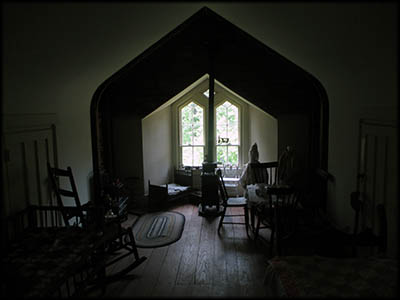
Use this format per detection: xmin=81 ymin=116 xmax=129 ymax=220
xmin=227 ymin=197 xmax=247 ymax=206
xmin=225 ymin=183 xmax=238 ymax=188
xmin=223 ymin=177 xmax=240 ymax=182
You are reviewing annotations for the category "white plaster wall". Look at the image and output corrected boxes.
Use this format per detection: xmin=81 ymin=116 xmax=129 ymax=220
xmin=248 ymin=106 xmax=278 ymax=163
xmin=142 ymin=106 xmax=173 ymax=195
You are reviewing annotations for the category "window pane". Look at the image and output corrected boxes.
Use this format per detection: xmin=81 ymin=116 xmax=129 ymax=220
xmin=216 ymin=108 xmax=226 ymax=126
xmin=216 ymin=127 xmax=225 ymax=143
xmin=182 ymin=147 xmax=192 ymax=166
xmin=216 ymin=103 xmax=228 ymax=143
xmin=217 ymin=146 xmax=227 ymax=164
xmin=216 ymin=101 xmax=239 ymax=145
xmin=182 ymin=146 xmax=204 ymax=167
xmin=182 ymin=123 xmax=192 ymax=145
xmin=228 ymin=104 xmax=238 ymax=144
xmin=228 ymin=104 xmax=238 ymax=122
xmin=181 ymin=104 xmax=193 ymax=125
xmin=193 ymin=147 xmax=204 ymax=166
xmin=181 ymin=101 xmax=204 ymax=146
xmin=228 ymin=146 xmax=239 ymax=166
xmin=192 ymin=104 xmax=204 ymax=145
xmin=228 ymin=124 xmax=239 ymax=144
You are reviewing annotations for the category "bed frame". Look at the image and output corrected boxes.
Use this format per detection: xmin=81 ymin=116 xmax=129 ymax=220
xmin=148 ymin=181 xmax=192 ymax=210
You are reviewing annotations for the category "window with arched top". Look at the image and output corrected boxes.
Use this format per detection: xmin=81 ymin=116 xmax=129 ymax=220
xmin=216 ymin=100 xmax=240 ymax=166
xmin=179 ymin=101 xmax=204 ymax=166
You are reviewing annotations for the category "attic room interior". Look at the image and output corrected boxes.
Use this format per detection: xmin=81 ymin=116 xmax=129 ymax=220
xmin=91 ymin=6 xmax=328 ymax=213
xmin=104 ymin=75 xmax=280 ymax=203
xmin=1 ymin=2 xmax=398 ymax=298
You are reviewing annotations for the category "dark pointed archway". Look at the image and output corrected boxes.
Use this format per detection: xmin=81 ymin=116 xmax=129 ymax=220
xmin=90 ymin=7 xmax=329 ymax=210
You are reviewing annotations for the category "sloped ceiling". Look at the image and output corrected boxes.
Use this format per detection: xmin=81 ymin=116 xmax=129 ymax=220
xmin=95 ymin=7 xmax=325 ymax=118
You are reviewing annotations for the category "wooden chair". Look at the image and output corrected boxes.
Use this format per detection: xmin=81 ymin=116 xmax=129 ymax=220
xmin=249 ymin=161 xmax=278 ymax=185
xmin=254 ymin=185 xmax=299 ymax=257
xmin=47 ymin=163 xmax=146 ymax=291
xmin=246 ymin=161 xmax=278 ymax=237
xmin=47 ymin=162 xmax=91 ymax=227
xmin=216 ymin=169 xmax=250 ymax=237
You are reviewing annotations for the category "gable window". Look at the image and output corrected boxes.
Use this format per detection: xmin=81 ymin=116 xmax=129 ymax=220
xmin=180 ymin=101 xmax=204 ymax=166
xmin=216 ymin=100 xmax=240 ymax=166
xmin=173 ymin=77 xmax=248 ymax=170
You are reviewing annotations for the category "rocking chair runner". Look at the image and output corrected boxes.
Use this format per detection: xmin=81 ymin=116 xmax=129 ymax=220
xmin=47 ymin=163 xmax=147 ymax=289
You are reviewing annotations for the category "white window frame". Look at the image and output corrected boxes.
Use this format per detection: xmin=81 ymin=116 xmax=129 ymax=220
xmin=172 ymin=76 xmax=249 ymax=170
xmin=178 ymin=100 xmax=206 ymax=167
xmin=214 ymin=89 xmax=242 ymax=168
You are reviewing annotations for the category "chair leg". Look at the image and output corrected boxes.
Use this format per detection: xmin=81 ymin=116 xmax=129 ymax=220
xmin=244 ymin=206 xmax=250 ymax=238
xmin=127 ymin=228 xmax=140 ymax=260
xmin=249 ymin=207 xmax=256 ymax=236
xmin=270 ymin=229 xmax=275 ymax=257
xmin=254 ymin=215 xmax=261 ymax=240
xmin=218 ymin=206 xmax=227 ymax=232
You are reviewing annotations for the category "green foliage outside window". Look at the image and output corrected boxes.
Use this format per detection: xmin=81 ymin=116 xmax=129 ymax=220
xmin=216 ymin=101 xmax=239 ymax=166
xmin=180 ymin=101 xmax=204 ymax=166
xmin=179 ymin=100 xmax=240 ymax=167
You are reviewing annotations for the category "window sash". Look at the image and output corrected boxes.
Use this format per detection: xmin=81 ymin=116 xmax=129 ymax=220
xmin=180 ymin=145 xmax=204 ymax=167
xmin=177 ymin=94 xmax=242 ymax=168
xmin=216 ymin=101 xmax=240 ymax=146
xmin=216 ymin=145 xmax=239 ymax=166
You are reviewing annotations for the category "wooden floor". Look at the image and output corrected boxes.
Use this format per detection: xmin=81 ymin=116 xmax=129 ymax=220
xmin=88 ymin=202 xmax=273 ymax=298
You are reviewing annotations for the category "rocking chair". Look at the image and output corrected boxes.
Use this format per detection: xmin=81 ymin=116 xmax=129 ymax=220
xmin=47 ymin=163 xmax=147 ymax=292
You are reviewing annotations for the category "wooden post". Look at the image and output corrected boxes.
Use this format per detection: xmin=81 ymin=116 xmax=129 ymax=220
xmin=207 ymin=47 xmax=215 ymax=163
xmin=199 ymin=44 xmax=222 ymax=217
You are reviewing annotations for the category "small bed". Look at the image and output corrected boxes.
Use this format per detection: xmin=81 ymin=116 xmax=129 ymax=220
xmin=264 ymin=255 xmax=398 ymax=297
xmin=148 ymin=181 xmax=192 ymax=210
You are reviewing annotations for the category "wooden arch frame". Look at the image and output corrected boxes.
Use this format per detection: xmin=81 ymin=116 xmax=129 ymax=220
xmin=90 ymin=7 xmax=329 ymax=211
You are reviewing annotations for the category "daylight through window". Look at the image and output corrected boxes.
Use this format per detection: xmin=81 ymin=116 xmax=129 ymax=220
xmin=216 ymin=100 xmax=239 ymax=166
xmin=180 ymin=101 xmax=204 ymax=166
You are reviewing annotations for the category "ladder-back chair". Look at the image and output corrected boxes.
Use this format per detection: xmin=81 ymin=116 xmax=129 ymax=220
xmin=47 ymin=163 xmax=147 ymax=290
xmin=47 ymin=162 xmax=89 ymax=227
xmin=248 ymin=162 xmax=278 ymax=185
xmin=216 ymin=169 xmax=249 ymax=237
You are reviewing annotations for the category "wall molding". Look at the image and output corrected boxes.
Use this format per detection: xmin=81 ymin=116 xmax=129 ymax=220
xmin=3 ymin=113 xmax=58 ymax=132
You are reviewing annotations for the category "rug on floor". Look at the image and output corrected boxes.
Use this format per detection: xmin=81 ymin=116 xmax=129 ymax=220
xmin=131 ymin=211 xmax=185 ymax=248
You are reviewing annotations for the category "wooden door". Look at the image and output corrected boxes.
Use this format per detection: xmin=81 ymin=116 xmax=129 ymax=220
xmin=2 ymin=114 xmax=58 ymax=216
xmin=357 ymin=119 xmax=398 ymax=258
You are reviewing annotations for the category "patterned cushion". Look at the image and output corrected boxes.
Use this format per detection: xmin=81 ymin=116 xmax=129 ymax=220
xmin=2 ymin=227 xmax=99 ymax=297
xmin=265 ymin=255 xmax=398 ymax=297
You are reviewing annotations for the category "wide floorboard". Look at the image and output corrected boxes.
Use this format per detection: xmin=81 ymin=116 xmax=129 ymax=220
xmin=89 ymin=202 xmax=273 ymax=298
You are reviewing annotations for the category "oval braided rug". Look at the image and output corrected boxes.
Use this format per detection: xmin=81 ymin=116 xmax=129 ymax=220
xmin=131 ymin=211 xmax=185 ymax=248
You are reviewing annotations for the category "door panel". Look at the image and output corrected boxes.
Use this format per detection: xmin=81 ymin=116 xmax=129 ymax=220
xmin=358 ymin=119 xmax=397 ymax=258
xmin=2 ymin=114 xmax=58 ymax=216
